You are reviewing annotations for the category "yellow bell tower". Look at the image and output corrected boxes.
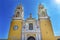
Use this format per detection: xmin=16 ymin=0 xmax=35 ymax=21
xmin=8 ymin=4 xmax=24 ymax=40
xmin=38 ymin=4 xmax=55 ymax=40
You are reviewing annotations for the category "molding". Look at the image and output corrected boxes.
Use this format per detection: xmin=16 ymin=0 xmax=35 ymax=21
xmin=39 ymin=16 xmax=49 ymax=19
xmin=12 ymin=17 xmax=23 ymax=20
xmin=22 ymin=30 xmax=40 ymax=33
xmin=38 ymin=16 xmax=50 ymax=20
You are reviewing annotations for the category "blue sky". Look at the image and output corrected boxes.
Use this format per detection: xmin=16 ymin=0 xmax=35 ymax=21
xmin=0 ymin=0 xmax=60 ymax=39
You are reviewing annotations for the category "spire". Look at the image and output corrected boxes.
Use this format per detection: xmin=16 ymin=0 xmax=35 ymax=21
xmin=20 ymin=0 xmax=22 ymax=5
xmin=18 ymin=0 xmax=22 ymax=8
xmin=39 ymin=3 xmax=44 ymax=9
xmin=38 ymin=3 xmax=48 ymax=18
xmin=30 ymin=13 xmax=32 ymax=18
xmin=16 ymin=0 xmax=23 ymax=9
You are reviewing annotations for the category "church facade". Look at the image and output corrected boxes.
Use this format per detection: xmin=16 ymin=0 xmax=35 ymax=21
xmin=8 ymin=3 xmax=60 ymax=40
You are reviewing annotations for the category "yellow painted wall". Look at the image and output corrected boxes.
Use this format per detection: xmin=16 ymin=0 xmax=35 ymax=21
xmin=55 ymin=36 xmax=60 ymax=40
xmin=8 ymin=20 xmax=23 ymax=40
xmin=39 ymin=19 xmax=55 ymax=40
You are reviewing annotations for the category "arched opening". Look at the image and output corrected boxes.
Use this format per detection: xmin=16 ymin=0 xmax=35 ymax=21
xmin=27 ymin=36 xmax=35 ymax=40
xmin=57 ymin=38 xmax=60 ymax=40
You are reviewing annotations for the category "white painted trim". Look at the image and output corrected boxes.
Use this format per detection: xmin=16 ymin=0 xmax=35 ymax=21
xmin=22 ymin=31 xmax=39 ymax=33
xmin=12 ymin=17 xmax=22 ymax=20
xmin=39 ymin=16 xmax=49 ymax=19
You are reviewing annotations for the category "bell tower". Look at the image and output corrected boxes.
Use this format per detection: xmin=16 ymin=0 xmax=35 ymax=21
xmin=38 ymin=4 xmax=55 ymax=40
xmin=8 ymin=4 xmax=24 ymax=40
xmin=38 ymin=4 xmax=48 ymax=18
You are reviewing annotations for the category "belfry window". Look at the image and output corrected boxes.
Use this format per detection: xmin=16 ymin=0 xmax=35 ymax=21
xmin=16 ymin=11 xmax=20 ymax=17
xmin=29 ymin=23 xmax=33 ymax=30
xmin=17 ymin=7 xmax=20 ymax=9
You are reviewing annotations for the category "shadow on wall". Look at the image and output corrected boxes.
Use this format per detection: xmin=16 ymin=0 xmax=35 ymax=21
xmin=58 ymin=38 xmax=60 ymax=40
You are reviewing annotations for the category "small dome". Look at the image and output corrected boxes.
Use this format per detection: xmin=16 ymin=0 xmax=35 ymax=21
xmin=39 ymin=3 xmax=44 ymax=9
xmin=17 ymin=4 xmax=23 ymax=9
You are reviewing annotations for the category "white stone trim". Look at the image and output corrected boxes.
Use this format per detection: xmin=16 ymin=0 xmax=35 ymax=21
xmin=22 ymin=31 xmax=39 ymax=33
xmin=39 ymin=16 xmax=49 ymax=19
xmin=12 ymin=17 xmax=22 ymax=20
xmin=22 ymin=18 xmax=42 ymax=40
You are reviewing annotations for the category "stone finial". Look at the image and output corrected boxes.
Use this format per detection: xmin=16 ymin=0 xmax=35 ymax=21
xmin=39 ymin=3 xmax=44 ymax=9
xmin=30 ymin=13 xmax=32 ymax=18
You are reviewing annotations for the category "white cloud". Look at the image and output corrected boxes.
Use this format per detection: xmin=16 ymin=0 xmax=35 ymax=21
xmin=55 ymin=0 xmax=60 ymax=4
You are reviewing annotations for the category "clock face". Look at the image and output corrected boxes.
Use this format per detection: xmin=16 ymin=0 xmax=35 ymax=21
xmin=13 ymin=25 xmax=18 ymax=30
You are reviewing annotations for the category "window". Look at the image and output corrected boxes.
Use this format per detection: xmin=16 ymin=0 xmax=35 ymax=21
xmin=13 ymin=25 xmax=18 ymax=30
xmin=17 ymin=11 xmax=20 ymax=14
xmin=17 ymin=7 xmax=20 ymax=9
xmin=29 ymin=23 xmax=33 ymax=30
xmin=16 ymin=11 xmax=20 ymax=17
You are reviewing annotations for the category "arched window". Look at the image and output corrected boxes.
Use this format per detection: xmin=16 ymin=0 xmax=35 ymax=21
xmin=29 ymin=23 xmax=33 ymax=30
xmin=27 ymin=36 xmax=35 ymax=40
xmin=57 ymin=38 xmax=60 ymax=40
